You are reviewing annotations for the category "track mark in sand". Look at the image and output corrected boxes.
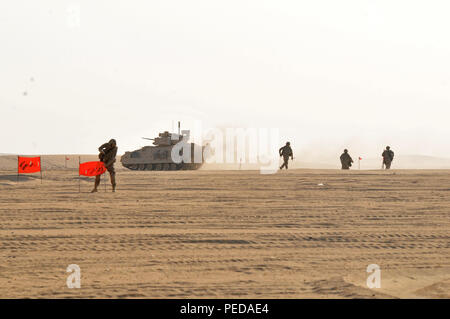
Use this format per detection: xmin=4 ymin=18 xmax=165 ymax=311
xmin=308 ymin=277 xmax=395 ymax=298
xmin=1 ymin=169 xmax=449 ymax=298
xmin=414 ymin=279 xmax=450 ymax=298
xmin=181 ymin=239 xmax=252 ymax=245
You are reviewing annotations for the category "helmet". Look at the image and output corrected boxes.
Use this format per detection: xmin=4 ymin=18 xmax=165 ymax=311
xmin=286 ymin=142 xmax=290 ymax=146
xmin=109 ymin=139 xmax=117 ymax=146
xmin=386 ymin=146 xmax=390 ymax=150
xmin=344 ymin=149 xmax=348 ymax=153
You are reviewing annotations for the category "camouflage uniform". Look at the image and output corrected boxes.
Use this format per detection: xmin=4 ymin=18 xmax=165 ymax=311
xmin=382 ymin=147 xmax=394 ymax=169
xmin=93 ymin=139 xmax=118 ymax=192
xmin=340 ymin=150 xmax=353 ymax=170
xmin=279 ymin=143 xmax=293 ymax=170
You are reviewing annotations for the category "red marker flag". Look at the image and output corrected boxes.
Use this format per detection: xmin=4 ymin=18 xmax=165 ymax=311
xmin=359 ymin=157 xmax=362 ymax=160
xmin=18 ymin=156 xmax=41 ymax=174
xmin=79 ymin=161 xmax=106 ymax=177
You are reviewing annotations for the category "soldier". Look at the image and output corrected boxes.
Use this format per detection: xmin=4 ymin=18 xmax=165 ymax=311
xmin=279 ymin=142 xmax=294 ymax=170
xmin=382 ymin=146 xmax=394 ymax=169
xmin=92 ymin=139 xmax=118 ymax=193
xmin=340 ymin=149 xmax=353 ymax=170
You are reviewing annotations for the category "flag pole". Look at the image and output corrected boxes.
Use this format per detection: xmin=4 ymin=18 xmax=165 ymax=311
xmin=78 ymin=156 xmax=81 ymax=193
xmin=40 ymin=156 xmax=43 ymax=184
xmin=17 ymin=156 xmax=19 ymax=183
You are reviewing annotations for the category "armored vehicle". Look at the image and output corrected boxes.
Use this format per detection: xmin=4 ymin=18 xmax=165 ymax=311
xmin=121 ymin=123 xmax=204 ymax=170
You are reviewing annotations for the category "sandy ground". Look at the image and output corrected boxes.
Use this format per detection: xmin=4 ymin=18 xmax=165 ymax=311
xmin=0 ymin=164 xmax=449 ymax=298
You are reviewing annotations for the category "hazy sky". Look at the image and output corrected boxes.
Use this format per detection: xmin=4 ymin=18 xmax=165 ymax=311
xmin=1 ymin=1 xmax=449 ymax=159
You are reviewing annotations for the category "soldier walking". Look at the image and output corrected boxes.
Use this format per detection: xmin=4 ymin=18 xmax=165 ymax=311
xmin=92 ymin=139 xmax=118 ymax=193
xmin=279 ymin=142 xmax=293 ymax=170
xmin=382 ymin=146 xmax=394 ymax=169
xmin=340 ymin=149 xmax=353 ymax=170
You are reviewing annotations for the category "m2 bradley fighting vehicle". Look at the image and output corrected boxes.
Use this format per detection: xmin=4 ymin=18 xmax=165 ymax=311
xmin=121 ymin=122 xmax=204 ymax=171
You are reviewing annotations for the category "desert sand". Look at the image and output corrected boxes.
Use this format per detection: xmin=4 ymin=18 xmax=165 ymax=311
xmin=0 ymin=156 xmax=449 ymax=298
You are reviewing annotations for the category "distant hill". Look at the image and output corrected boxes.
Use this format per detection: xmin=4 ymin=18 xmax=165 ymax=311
xmin=204 ymin=155 xmax=450 ymax=170
xmin=385 ymin=155 xmax=450 ymax=169
xmin=290 ymin=155 xmax=450 ymax=170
